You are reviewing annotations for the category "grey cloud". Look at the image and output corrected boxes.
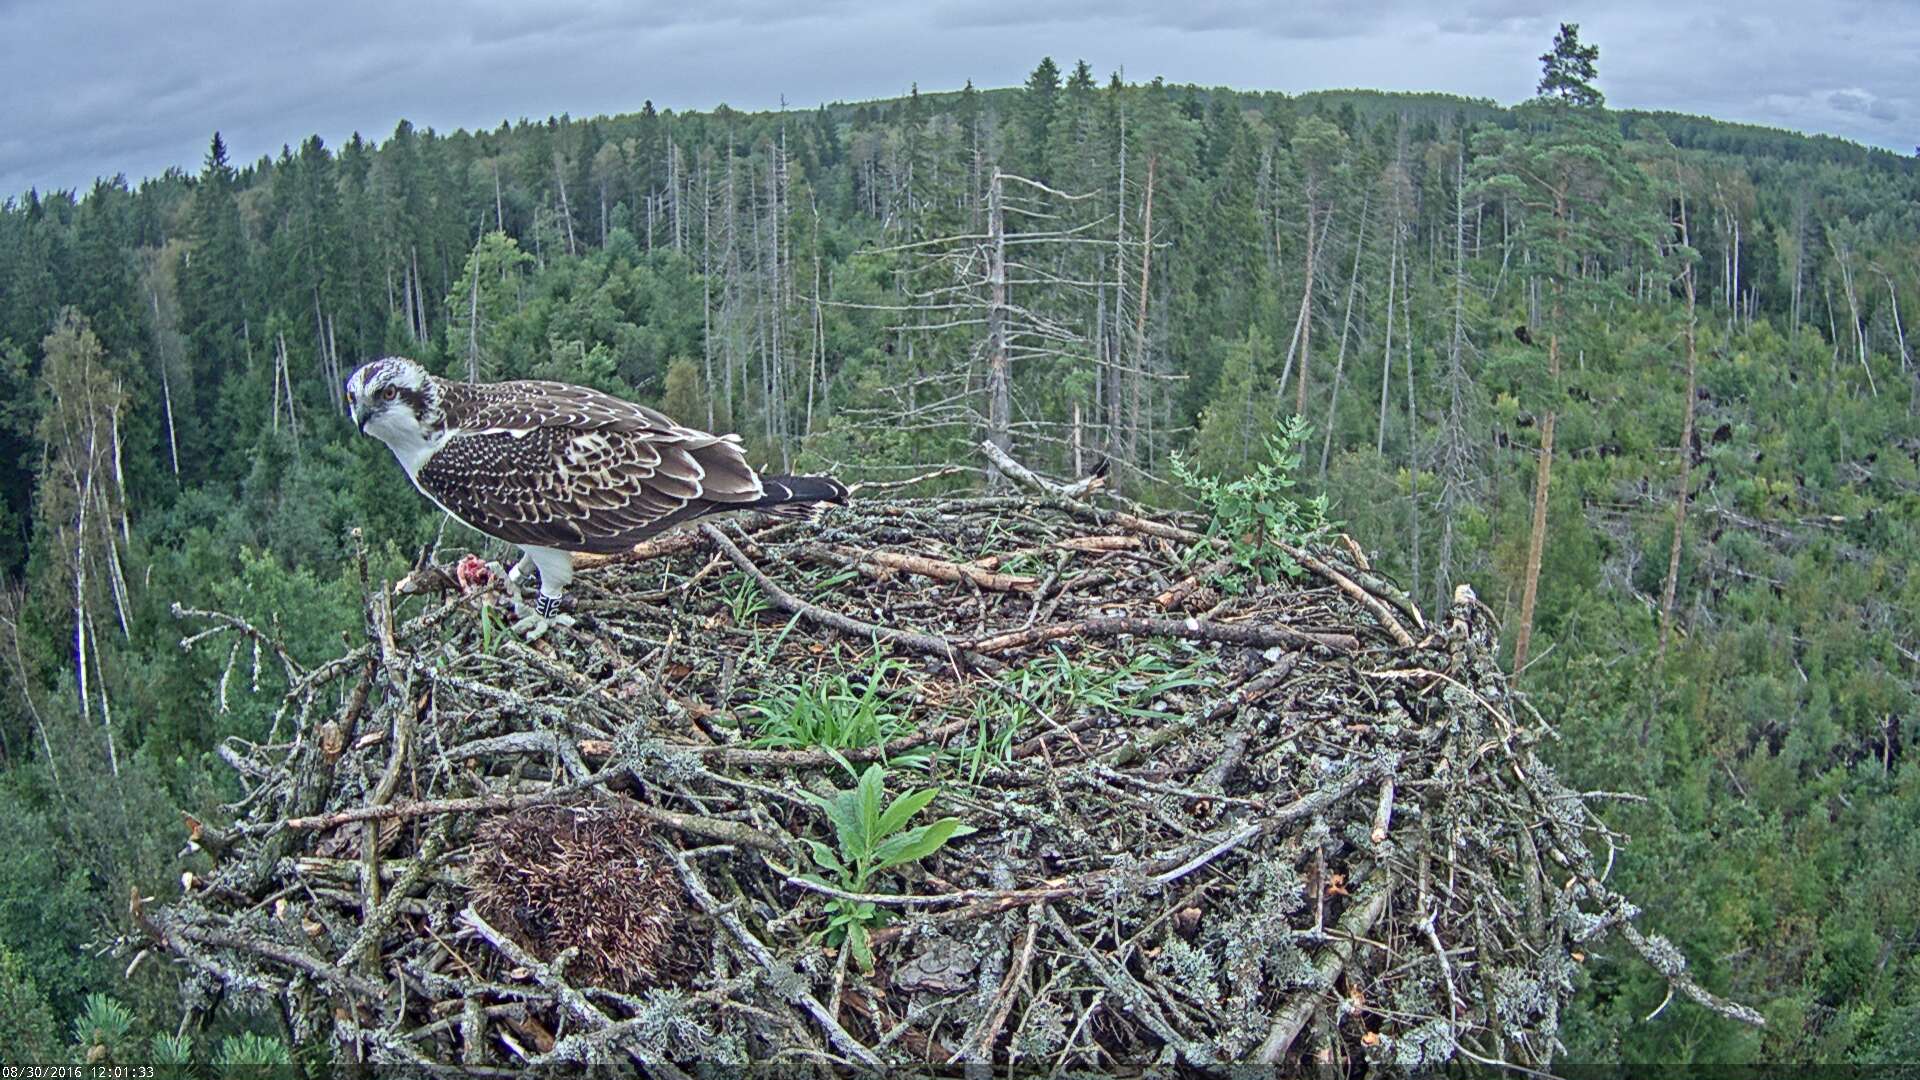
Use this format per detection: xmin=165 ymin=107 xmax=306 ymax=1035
xmin=4 ymin=0 xmax=1914 ymax=196
xmin=1830 ymin=89 xmax=1872 ymax=113
xmin=1829 ymin=89 xmax=1902 ymax=122
xmin=1434 ymin=0 xmax=1557 ymax=37
xmin=1686 ymin=13 xmax=1758 ymax=42
xmin=929 ymin=0 xmax=1406 ymax=37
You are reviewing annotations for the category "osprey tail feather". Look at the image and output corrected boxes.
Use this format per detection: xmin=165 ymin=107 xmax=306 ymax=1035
xmin=749 ymin=475 xmax=849 ymax=512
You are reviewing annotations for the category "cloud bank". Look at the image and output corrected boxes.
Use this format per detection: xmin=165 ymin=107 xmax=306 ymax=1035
xmin=2 ymin=0 xmax=1911 ymax=195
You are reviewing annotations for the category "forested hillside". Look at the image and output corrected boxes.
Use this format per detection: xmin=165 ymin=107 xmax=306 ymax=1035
xmin=2 ymin=29 xmax=1917 ymax=1062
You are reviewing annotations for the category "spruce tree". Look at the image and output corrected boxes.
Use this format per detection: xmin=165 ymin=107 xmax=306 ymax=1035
xmin=178 ymin=133 xmax=251 ymax=482
xmin=1015 ymin=57 xmax=1063 ymax=180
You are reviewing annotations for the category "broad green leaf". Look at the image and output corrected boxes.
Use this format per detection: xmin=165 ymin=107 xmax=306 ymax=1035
xmin=871 ymin=816 xmax=963 ymax=872
xmin=821 ymin=788 xmax=866 ymax=863
xmin=823 ymin=746 xmax=859 ymax=782
xmin=877 ymin=786 xmax=938 ymax=837
xmin=804 ymin=839 xmax=845 ymax=876
xmin=848 ymin=922 xmax=875 ymax=972
xmin=857 ymin=763 xmax=887 ymax=846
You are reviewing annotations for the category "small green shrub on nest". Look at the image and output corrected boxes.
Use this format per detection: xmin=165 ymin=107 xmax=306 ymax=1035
xmin=1170 ymin=415 xmax=1332 ymax=591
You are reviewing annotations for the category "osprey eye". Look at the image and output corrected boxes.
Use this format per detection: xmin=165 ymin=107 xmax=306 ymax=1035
xmin=380 ymin=387 xmax=398 ymax=402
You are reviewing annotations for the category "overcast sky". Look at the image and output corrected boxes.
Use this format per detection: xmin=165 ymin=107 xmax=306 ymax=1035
xmin=2 ymin=0 xmax=1913 ymax=197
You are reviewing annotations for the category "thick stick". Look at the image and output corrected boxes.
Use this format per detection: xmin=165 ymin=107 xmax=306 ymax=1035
xmin=672 ymin=850 xmax=883 ymax=1067
xmin=968 ymin=615 xmax=1356 ymax=655
xmin=1257 ymin=883 xmax=1390 ymax=1063
xmin=582 ymin=717 xmax=979 ymax=769
xmin=813 ymin=543 xmax=1038 ymax=593
xmin=283 ymin=773 xmax=784 ymax=852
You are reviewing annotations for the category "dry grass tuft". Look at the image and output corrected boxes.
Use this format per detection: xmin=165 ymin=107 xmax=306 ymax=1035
xmin=469 ymin=804 xmax=699 ymax=990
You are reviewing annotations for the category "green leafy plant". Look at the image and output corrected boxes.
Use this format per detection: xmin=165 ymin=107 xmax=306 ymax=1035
xmin=958 ymin=649 xmax=1204 ymax=781
xmin=722 ymin=573 xmax=771 ymax=626
xmin=478 ymin=597 xmax=503 ymax=655
xmin=1169 ymin=415 xmax=1332 ymax=591
xmin=747 ymin=659 xmax=926 ymax=765
xmin=801 ymin=764 xmax=970 ymax=970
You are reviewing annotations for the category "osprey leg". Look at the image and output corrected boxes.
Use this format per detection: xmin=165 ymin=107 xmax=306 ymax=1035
xmin=511 ymin=545 xmax=577 ymax=639
xmin=506 ymin=552 xmax=536 ymax=584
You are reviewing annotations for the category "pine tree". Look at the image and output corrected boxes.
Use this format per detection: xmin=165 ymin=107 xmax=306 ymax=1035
xmin=1537 ymin=23 xmax=1604 ymax=108
xmin=1474 ymin=27 xmax=1647 ymax=672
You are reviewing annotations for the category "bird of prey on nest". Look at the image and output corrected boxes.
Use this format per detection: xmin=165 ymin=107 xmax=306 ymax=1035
xmin=347 ymin=356 xmax=846 ymax=637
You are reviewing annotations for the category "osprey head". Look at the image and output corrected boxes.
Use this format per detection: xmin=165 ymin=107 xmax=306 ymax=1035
xmin=346 ymin=357 xmax=442 ymax=443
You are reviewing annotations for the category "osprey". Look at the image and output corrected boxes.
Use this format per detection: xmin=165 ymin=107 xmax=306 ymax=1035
xmin=346 ymin=357 xmax=846 ymax=634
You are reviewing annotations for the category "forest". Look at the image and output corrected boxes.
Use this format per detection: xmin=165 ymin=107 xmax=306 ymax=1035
xmin=1 ymin=26 xmax=1918 ymax=1063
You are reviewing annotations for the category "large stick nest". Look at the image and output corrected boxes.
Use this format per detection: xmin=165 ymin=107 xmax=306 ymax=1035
xmin=140 ymin=465 xmax=1760 ymax=1069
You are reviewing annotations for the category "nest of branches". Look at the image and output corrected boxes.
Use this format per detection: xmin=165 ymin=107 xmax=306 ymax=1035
xmin=139 ymin=455 xmax=1760 ymax=1069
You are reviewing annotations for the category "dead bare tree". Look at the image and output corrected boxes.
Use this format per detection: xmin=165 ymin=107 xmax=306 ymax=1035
xmin=1827 ymin=225 xmax=1877 ymax=396
xmin=1658 ymin=194 xmax=1699 ymax=662
xmin=1435 ymin=143 xmax=1482 ymax=615
xmin=1319 ymin=188 xmax=1371 ymax=478
xmin=271 ymin=332 xmax=301 ymax=445
xmin=825 ymin=170 xmax=1134 ymax=489
xmin=138 ymin=247 xmax=185 ymax=478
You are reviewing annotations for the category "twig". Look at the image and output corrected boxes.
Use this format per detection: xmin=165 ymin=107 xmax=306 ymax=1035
xmin=1371 ymin=780 xmax=1396 ymax=845
xmin=1152 ymin=767 xmax=1378 ymax=885
xmin=955 ymin=902 xmax=1043 ymax=1063
xmin=571 ymin=531 xmax=702 ymax=570
xmin=460 ymin=907 xmax=614 ymax=1033
xmin=282 ymin=771 xmax=619 ymax=830
xmin=1256 ymin=884 xmax=1390 ymax=1063
xmin=812 ymin=543 xmax=1039 ymax=593
xmin=1044 ymin=905 xmax=1215 ymax=1064
xmin=166 ymin=919 xmax=386 ymax=999
xmin=671 ymin=849 xmax=883 ymax=1067
xmin=1615 ymin=918 xmax=1767 ymax=1027
xmin=702 ymin=524 xmax=989 ymax=670
xmin=979 ymin=440 xmax=1207 ymax=545
xmin=1269 ymin=541 xmax=1417 ymax=647
xmin=775 ymin=867 xmax=1081 ymax=909
xmin=968 ymin=615 xmax=1356 ymax=655
xmin=580 ymin=717 xmax=978 ymax=770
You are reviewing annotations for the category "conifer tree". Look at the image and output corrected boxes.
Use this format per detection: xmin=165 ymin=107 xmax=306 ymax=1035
xmin=1015 ymin=57 xmax=1063 ymax=181
xmin=178 ymin=133 xmax=251 ymax=481
xmin=1537 ymin=23 xmax=1604 ymax=108
xmin=1474 ymin=26 xmax=1647 ymax=672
